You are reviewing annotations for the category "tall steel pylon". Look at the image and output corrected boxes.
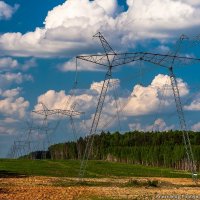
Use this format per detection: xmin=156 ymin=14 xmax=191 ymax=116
xmin=77 ymin=32 xmax=116 ymax=178
xmin=168 ymin=35 xmax=197 ymax=179
xmin=32 ymin=102 xmax=84 ymax=159
xmin=77 ymin=32 xmax=200 ymax=179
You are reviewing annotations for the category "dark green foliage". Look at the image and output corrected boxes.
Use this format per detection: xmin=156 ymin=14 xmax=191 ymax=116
xmin=147 ymin=180 xmax=159 ymax=187
xmin=42 ymin=131 xmax=200 ymax=171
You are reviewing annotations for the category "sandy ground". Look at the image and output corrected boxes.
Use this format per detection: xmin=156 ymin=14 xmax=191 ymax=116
xmin=0 ymin=176 xmax=200 ymax=200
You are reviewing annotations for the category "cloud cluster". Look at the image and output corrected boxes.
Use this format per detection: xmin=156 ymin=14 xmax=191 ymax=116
xmin=0 ymin=89 xmax=30 ymax=157
xmin=184 ymin=93 xmax=200 ymax=111
xmin=123 ymin=74 xmax=189 ymax=116
xmin=0 ymin=1 xmax=19 ymax=20
xmin=34 ymin=90 xmax=70 ymax=111
xmin=0 ymin=58 xmax=33 ymax=137
xmin=0 ymin=87 xmax=29 ymax=119
xmin=0 ymin=57 xmax=34 ymax=135
xmin=59 ymin=58 xmax=104 ymax=72
xmin=0 ymin=0 xmax=118 ymax=57
xmin=0 ymin=72 xmax=32 ymax=89
xmin=33 ymin=74 xmax=189 ymax=132
xmin=0 ymin=57 xmax=18 ymax=71
xmin=0 ymin=0 xmax=200 ymax=57
xmin=34 ymin=78 xmax=121 ymax=111
xmin=90 ymin=78 xmax=120 ymax=94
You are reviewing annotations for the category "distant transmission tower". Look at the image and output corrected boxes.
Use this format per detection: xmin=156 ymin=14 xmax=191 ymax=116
xmin=32 ymin=102 xmax=84 ymax=159
xmin=77 ymin=32 xmax=200 ymax=180
xmin=10 ymin=140 xmax=31 ymax=158
xmin=7 ymin=120 xmax=39 ymax=159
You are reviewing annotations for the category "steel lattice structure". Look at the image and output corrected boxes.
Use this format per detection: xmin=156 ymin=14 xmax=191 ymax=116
xmin=9 ymin=140 xmax=31 ymax=158
xmin=8 ymin=120 xmax=40 ymax=159
xmin=77 ymin=32 xmax=199 ymax=180
xmin=32 ymin=102 xmax=83 ymax=117
xmin=32 ymin=102 xmax=84 ymax=159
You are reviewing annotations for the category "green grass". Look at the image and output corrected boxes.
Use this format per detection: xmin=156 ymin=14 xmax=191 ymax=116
xmin=0 ymin=159 xmax=191 ymax=178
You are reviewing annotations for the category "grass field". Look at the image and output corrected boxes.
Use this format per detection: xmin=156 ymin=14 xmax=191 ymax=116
xmin=0 ymin=159 xmax=191 ymax=178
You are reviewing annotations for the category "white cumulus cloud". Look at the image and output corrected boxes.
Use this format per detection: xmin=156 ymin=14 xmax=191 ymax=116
xmin=184 ymin=93 xmax=200 ymax=111
xmin=0 ymin=1 xmax=19 ymax=20
xmin=1 ymin=87 xmax=21 ymax=98
xmin=34 ymin=78 xmax=120 ymax=112
xmin=0 ymin=88 xmax=29 ymax=118
xmin=34 ymin=90 xmax=70 ymax=111
xmin=0 ymin=57 xmax=19 ymax=71
xmin=0 ymin=0 xmax=200 ymax=57
xmin=90 ymin=79 xmax=120 ymax=94
xmin=0 ymin=72 xmax=33 ymax=89
xmin=0 ymin=57 xmax=37 ymax=72
xmin=123 ymin=74 xmax=189 ymax=116
xmin=59 ymin=58 xmax=104 ymax=72
xmin=33 ymin=74 xmax=189 ymax=131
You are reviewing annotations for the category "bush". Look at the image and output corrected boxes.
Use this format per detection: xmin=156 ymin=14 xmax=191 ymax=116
xmin=147 ymin=180 xmax=159 ymax=187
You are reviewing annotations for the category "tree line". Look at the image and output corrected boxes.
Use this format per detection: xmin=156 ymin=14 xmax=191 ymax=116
xmin=29 ymin=130 xmax=200 ymax=171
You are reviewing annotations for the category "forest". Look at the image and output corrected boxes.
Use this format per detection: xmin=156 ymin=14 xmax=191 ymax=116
xmin=30 ymin=131 xmax=200 ymax=171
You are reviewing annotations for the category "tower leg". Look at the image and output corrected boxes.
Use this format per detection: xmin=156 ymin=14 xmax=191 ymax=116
xmin=169 ymin=67 xmax=197 ymax=180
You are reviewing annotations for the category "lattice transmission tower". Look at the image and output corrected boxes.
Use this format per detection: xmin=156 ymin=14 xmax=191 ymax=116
xmin=32 ymin=102 xmax=84 ymax=159
xmin=77 ymin=32 xmax=200 ymax=180
xmin=7 ymin=120 xmax=39 ymax=159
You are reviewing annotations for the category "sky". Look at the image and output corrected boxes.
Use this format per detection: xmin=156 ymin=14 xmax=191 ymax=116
xmin=1 ymin=0 xmax=200 ymax=157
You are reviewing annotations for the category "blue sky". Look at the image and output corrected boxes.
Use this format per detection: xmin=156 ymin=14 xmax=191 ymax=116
xmin=1 ymin=0 xmax=200 ymax=157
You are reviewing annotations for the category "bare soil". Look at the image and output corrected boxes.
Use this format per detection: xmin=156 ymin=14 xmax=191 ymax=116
xmin=0 ymin=176 xmax=200 ymax=200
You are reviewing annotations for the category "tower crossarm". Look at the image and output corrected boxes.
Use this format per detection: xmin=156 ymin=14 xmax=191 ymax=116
xmin=55 ymin=109 xmax=84 ymax=116
xmin=32 ymin=110 xmax=56 ymax=116
xmin=77 ymin=54 xmax=111 ymax=66
xmin=32 ymin=109 xmax=83 ymax=117
xmin=77 ymin=52 xmax=200 ymax=68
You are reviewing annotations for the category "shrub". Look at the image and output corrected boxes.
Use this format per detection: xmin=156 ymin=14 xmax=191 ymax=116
xmin=147 ymin=180 xmax=159 ymax=187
